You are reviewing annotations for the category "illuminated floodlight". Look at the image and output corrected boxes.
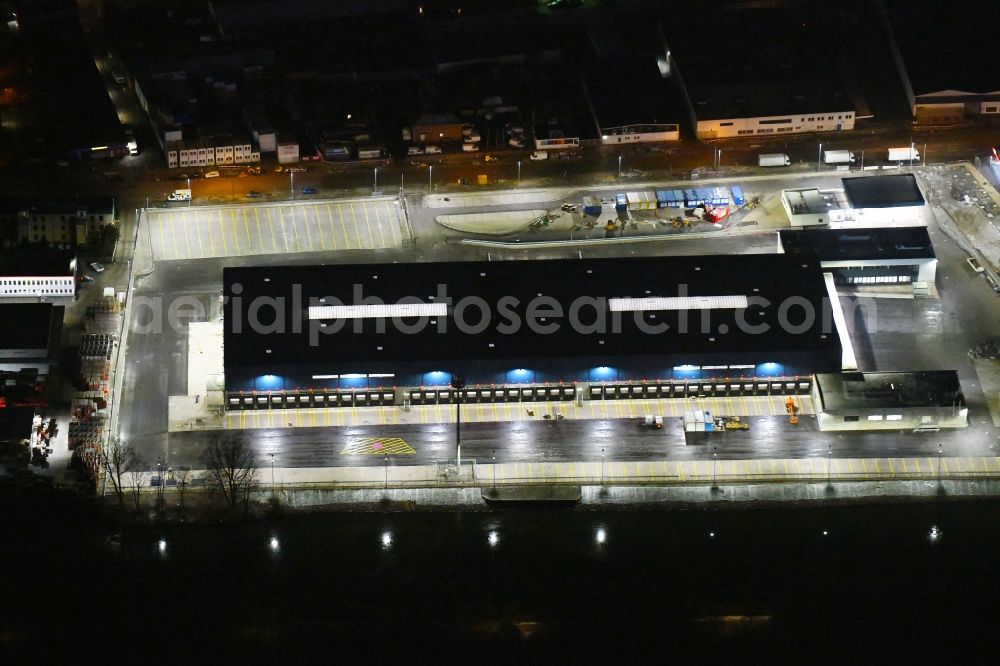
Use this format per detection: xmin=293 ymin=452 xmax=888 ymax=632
xmin=609 ymin=296 xmax=748 ymax=312
xmin=488 ymin=531 xmax=499 ymax=548
xmin=595 ymin=528 xmax=607 ymax=545
xmin=381 ymin=531 xmax=393 ymax=549
xmin=308 ymin=303 xmax=446 ymax=320
xmin=269 ymin=536 xmax=280 ymax=553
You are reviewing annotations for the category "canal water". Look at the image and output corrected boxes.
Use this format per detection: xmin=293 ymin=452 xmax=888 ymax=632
xmin=3 ymin=492 xmax=999 ymax=662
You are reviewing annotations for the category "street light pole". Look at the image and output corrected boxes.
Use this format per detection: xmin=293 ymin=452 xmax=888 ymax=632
xmin=938 ymin=443 xmax=943 ymax=481
xmin=270 ymin=453 xmax=274 ymax=495
xmin=187 ymin=177 xmax=191 ymax=207
xmin=712 ymin=447 xmax=718 ymax=487
xmin=384 ymin=454 xmax=389 ymax=489
xmin=601 ymin=448 xmax=605 ymax=485
xmin=373 ymin=167 xmax=378 ymax=194
xmin=290 ymin=171 xmax=295 ymax=198
xmin=860 ymin=149 xmax=865 ymax=171
xmin=452 ymin=374 xmax=465 ymax=475
xmin=429 ymin=165 xmax=433 ymax=193
xmin=617 ymin=154 xmax=622 ymax=183
xmin=827 ymin=445 xmax=832 ymax=485
xmin=492 ymin=449 xmax=496 ymax=489
xmin=517 ymin=160 xmax=521 ymax=187
xmin=817 ymin=143 xmax=823 ymax=172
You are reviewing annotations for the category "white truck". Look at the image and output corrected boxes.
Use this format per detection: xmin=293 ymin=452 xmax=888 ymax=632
xmin=167 ymin=188 xmax=191 ymax=202
xmin=823 ymin=150 xmax=855 ymax=165
xmin=758 ymin=153 xmax=790 ymax=167
xmin=887 ymin=146 xmax=920 ymax=162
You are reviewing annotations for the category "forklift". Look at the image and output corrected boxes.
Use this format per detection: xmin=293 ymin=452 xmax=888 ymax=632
xmin=785 ymin=397 xmax=799 ymax=425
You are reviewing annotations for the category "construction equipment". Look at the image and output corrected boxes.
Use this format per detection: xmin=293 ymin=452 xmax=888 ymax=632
xmin=723 ymin=416 xmax=749 ymax=431
xmin=714 ymin=416 xmax=750 ymax=431
xmin=786 ymin=397 xmax=799 ymax=425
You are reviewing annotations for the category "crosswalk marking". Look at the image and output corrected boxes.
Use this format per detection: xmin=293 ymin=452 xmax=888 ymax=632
xmin=341 ymin=437 xmax=415 ymax=456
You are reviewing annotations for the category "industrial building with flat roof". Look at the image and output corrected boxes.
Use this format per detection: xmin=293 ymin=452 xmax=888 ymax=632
xmin=781 ymin=174 xmax=927 ymax=228
xmin=223 ymin=255 xmax=841 ymax=402
xmin=779 ymin=226 xmax=937 ymax=288
xmin=812 ymin=371 xmax=967 ymax=431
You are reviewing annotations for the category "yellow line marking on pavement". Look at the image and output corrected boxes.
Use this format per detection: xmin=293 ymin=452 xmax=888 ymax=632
xmin=266 ymin=207 xmax=281 ymax=252
xmin=361 ymin=202 xmax=379 ymax=247
xmin=253 ymin=207 xmax=265 ymax=253
xmin=179 ymin=213 xmax=192 ymax=259
xmin=313 ymin=205 xmax=327 ymax=250
xmin=324 ymin=205 xmax=338 ymax=250
xmin=340 ymin=437 xmax=416 ymax=455
xmin=370 ymin=201 xmax=388 ymax=247
xmin=156 ymin=214 xmax=166 ymax=260
xmin=167 ymin=211 xmax=179 ymax=259
xmin=217 ymin=209 xmax=229 ymax=255
xmin=229 ymin=209 xmax=240 ymax=254
xmin=285 ymin=206 xmax=301 ymax=252
xmin=193 ymin=212 xmax=205 ymax=258
xmin=302 ymin=206 xmax=313 ymax=248
xmin=337 ymin=204 xmax=352 ymax=248
xmin=349 ymin=203 xmax=366 ymax=248
xmin=242 ymin=209 xmax=253 ymax=254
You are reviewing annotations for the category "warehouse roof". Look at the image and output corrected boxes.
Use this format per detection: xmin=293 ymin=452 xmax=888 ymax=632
xmin=842 ymin=175 xmax=925 ymax=209
xmin=223 ymin=255 xmax=839 ymax=371
xmin=779 ymin=226 xmax=935 ymax=262
xmin=815 ymin=371 xmax=963 ymax=411
xmin=0 ymin=304 xmax=61 ymax=356
xmin=0 ymin=249 xmax=76 ymax=277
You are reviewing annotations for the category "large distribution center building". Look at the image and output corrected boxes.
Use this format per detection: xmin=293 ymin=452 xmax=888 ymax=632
xmin=223 ymin=255 xmax=841 ymax=409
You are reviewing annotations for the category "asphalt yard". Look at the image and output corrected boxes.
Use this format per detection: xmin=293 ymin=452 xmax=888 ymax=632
xmin=146 ymin=197 xmax=406 ymax=261
xmin=222 ymin=394 xmax=815 ymax=431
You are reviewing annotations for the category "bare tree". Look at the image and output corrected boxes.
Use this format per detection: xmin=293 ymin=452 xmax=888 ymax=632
xmin=175 ymin=466 xmax=191 ymax=512
xmin=101 ymin=437 xmax=137 ymax=509
xmin=127 ymin=458 xmax=148 ymax=512
xmin=201 ymin=434 xmax=258 ymax=510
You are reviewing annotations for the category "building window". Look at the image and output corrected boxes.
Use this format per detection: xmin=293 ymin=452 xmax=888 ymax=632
xmin=719 ymin=122 xmax=734 ymax=127
xmin=844 ymin=415 xmax=859 ymax=422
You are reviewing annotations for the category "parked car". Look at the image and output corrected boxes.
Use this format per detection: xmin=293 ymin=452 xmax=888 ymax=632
xmin=484 ymin=154 xmax=497 ymax=163
xmin=80 ymin=275 xmax=94 ymax=284
xmin=967 ymin=257 xmax=985 ymax=273
xmin=287 ymin=166 xmax=307 ymax=173
xmin=246 ymin=191 xmax=263 ymax=198
xmin=462 ymin=143 xmax=480 ymax=153
xmin=302 ymin=187 xmax=317 ymax=195
xmin=425 ymin=145 xmax=442 ymax=154
xmin=988 ymin=275 xmax=1000 ymax=294
xmin=407 ymin=146 xmax=425 ymax=156
xmin=274 ymin=166 xmax=284 ymax=173
xmin=529 ymin=151 xmax=548 ymax=161
xmin=89 ymin=262 xmax=105 ymax=273
xmin=204 ymin=170 xmax=220 ymax=178
xmin=560 ymin=203 xmax=578 ymax=212
xmin=508 ymin=138 xmax=524 ymax=148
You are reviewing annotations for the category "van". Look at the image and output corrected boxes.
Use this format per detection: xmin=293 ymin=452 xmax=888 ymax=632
xmin=462 ymin=143 xmax=479 ymax=152
xmin=529 ymin=151 xmax=548 ymax=161
xmin=407 ymin=146 xmax=425 ymax=156
xmin=425 ymin=145 xmax=442 ymax=154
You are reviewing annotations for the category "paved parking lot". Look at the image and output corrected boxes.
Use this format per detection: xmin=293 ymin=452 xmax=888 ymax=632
xmin=146 ymin=197 xmax=406 ymax=261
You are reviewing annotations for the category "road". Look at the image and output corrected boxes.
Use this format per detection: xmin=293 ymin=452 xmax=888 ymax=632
xmin=161 ymin=415 xmax=999 ymax=470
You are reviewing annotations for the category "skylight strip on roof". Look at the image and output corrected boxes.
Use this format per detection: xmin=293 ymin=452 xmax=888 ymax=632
xmin=308 ymin=303 xmax=447 ymax=320
xmin=608 ymin=296 xmax=749 ymax=312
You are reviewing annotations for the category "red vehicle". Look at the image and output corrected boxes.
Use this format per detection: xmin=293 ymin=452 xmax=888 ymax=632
xmin=705 ymin=205 xmax=730 ymax=223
